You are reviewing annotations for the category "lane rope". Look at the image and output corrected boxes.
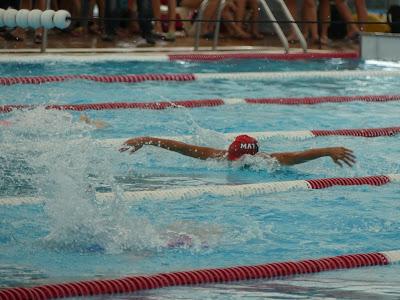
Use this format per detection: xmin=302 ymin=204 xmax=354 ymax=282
xmin=1 ymin=174 xmax=399 ymax=206
xmin=0 ymin=52 xmax=359 ymax=63
xmin=99 ymin=126 xmax=400 ymax=146
xmin=167 ymin=52 xmax=359 ymax=61
xmin=0 ymin=249 xmax=399 ymax=300
xmin=2 ymin=95 xmax=400 ymax=113
xmin=1 ymin=70 xmax=400 ymax=85
xmin=3 ymin=125 xmax=396 ymax=146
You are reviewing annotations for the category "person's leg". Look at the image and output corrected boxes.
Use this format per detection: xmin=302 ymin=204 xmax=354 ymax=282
xmin=221 ymin=1 xmax=251 ymax=39
xmin=353 ymin=0 xmax=368 ymax=31
xmin=285 ymin=0 xmax=298 ymax=41
xmin=152 ymin=0 xmax=163 ymax=34
xmin=179 ymin=0 xmax=201 ymax=9
xmin=334 ymin=0 xmax=359 ymax=38
xmin=233 ymin=0 xmax=246 ymax=29
xmin=167 ymin=0 xmax=177 ymax=35
xmin=102 ymin=0 xmax=118 ymax=40
xmin=71 ymin=0 xmax=89 ymax=36
xmin=180 ymin=0 xmax=220 ymax=35
xmin=81 ymin=0 xmax=91 ymax=31
xmin=136 ymin=0 xmax=155 ymax=44
xmin=302 ymin=0 xmax=318 ymax=42
xmin=319 ymin=0 xmax=330 ymax=44
xmin=51 ymin=0 xmax=58 ymax=10
xmin=285 ymin=0 xmax=296 ymax=18
xmin=95 ymin=0 xmax=105 ymax=33
xmin=127 ymin=0 xmax=139 ymax=34
xmin=201 ymin=0 xmax=221 ymax=35
xmin=21 ymin=0 xmax=32 ymax=8
xmin=34 ymin=0 xmax=46 ymax=43
xmin=248 ymin=0 xmax=263 ymax=39
xmin=68 ymin=0 xmax=82 ymax=33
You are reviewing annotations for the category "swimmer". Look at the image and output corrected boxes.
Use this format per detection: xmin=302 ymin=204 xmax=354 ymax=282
xmin=119 ymin=135 xmax=356 ymax=167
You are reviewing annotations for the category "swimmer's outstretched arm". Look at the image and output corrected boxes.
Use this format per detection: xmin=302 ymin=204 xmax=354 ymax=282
xmin=269 ymin=147 xmax=356 ymax=167
xmin=120 ymin=137 xmax=227 ymax=160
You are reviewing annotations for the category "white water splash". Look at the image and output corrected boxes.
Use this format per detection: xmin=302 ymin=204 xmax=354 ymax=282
xmin=2 ymin=108 xmax=164 ymax=254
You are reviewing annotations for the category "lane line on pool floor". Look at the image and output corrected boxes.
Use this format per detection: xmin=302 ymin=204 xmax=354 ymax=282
xmin=1 ymin=70 xmax=400 ymax=85
xmin=2 ymin=95 xmax=400 ymax=113
xmin=1 ymin=249 xmax=399 ymax=300
xmin=1 ymin=174 xmax=399 ymax=206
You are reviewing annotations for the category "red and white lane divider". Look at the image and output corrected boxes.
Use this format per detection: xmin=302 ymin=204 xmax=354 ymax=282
xmin=2 ymin=95 xmax=400 ymax=113
xmin=0 ymin=249 xmax=399 ymax=300
xmin=99 ymin=127 xmax=400 ymax=147
xmin=1 ymin=70 xmax=400 ymax=85
xmin=244 ymin=94 xmax=400 ymax=105
xmin=167 ymin=52 xmax=359 ymax=61
xmin=2 ymin=124 xmax=399 ymax=140
xmin=0 ymin=99 xmax=226 ymax=112
xmin=1 ymin=174 xmax=399 ymax=206
xmin=0 ymin=52 xmax=359 ymax=63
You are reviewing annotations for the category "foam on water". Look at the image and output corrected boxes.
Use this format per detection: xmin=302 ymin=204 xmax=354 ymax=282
xmin=1 ymin=108 xmax=165 ymax=254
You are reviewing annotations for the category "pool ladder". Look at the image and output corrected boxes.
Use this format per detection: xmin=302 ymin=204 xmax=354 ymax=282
xmin=194 ymin=0 xmax=307 ymax=53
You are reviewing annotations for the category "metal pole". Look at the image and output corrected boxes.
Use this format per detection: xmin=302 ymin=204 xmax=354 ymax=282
xmin=276 ymin=0 xmax=307 ymax=52
xmin=40 ymin=0 xmax=51 ymax=53
xmin=194 ymin=0 xmax=210 ymax=51
xmin=212 ymin=0 xmax=226 ymax=50
xmin=259 ymin=0 xmax=289 ymax=53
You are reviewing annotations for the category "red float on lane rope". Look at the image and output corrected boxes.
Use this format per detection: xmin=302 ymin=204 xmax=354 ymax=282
xmin=46 ymin=99 xmax=226 ymax=111
xmin=0 ymin=250 xmax=396 ymax=300
xmin=306 ymin=175 xmax=391 ymax=189
xmin=168 ymin=52 xmax=359 ymax=61
xmin=245 ymin=95 xmax=400 ymax=105
xmin=311 ymin=127 xmax=400 ymax=137
xmin=2 ymin=95 xmax=399 ymax=114
xmin=0 ymin=74 xmax=196 ymax=86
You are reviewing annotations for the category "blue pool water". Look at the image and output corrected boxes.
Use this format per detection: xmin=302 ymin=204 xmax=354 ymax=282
xmin=0 ymin=57 xmax=400 ymax=299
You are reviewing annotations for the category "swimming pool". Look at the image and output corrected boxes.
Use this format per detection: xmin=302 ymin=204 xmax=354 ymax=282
xmin=0 ymin=54 xmax=400 ymax=299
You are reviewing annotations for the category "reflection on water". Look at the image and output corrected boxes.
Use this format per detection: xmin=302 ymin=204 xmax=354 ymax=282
xmin=0 ymin=265 xmax=48 ymax=288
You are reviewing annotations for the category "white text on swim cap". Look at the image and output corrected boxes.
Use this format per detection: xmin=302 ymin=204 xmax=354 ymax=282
xmin=240 ymin=143 xmax=257 ymax=150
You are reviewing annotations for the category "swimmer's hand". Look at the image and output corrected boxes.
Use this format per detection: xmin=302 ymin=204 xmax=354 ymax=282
xmin=271 ymin=146 xmax=356 ymax=167
xmin=119 ymin=137 xmax=147 ymax=153
xmin=326 ymin=147 xmax=356 ymax=167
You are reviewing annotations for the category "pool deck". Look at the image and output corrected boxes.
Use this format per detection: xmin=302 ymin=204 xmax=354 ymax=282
xmin=0 ymin=30 xmax=359 ymax=54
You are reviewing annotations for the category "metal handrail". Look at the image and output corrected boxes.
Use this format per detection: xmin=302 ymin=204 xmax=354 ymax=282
xmin=259 ymin=0 xmax=289 ymax=53
xmin=193 ymin=0 xmax=308 ymax=53
xmin=212 ymin=0 xmax=226 ymax=50
xmin=275 ymin=0 xmax=307 ymax=52
xmin=194 ymin=0 xmax=211 ymax=50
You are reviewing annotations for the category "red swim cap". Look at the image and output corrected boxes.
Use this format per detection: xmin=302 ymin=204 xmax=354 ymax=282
xmin=228 ymin=135 xmax=259 ymax=161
